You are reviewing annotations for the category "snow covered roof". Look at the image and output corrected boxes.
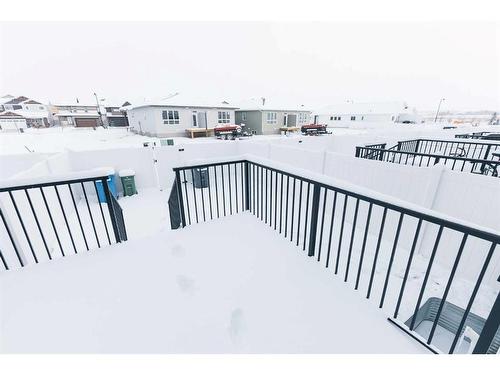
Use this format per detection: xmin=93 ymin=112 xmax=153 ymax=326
xmin=0 ymin=111 xmax=24 ymax=118
xmin=235 ymin=98 xmax=311 ymax=112
xmin=316 ymin=101 xmax=415 ymax=115
xmin=0 ymin=95 xmax=15 ymax=104
xmin=127 ymin=94 xmax=238 ymax=110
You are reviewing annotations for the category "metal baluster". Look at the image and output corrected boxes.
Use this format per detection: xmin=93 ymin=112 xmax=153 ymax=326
xmin=80 ymin=182 xmax=99 ymax=249
xmin=8 ymin=191 xmax=38 ymax=263
xmin=325 ymin=191 xmax=338 ymax=268
xmin=25 ymin=189 xmax=51 ymax=259
xmin=228 ymin=164 xmax=233 ymax=215
xmin=296 ymin=180 xmax=303 ymax=247
xmin=302 ymin=183 xmax=311 ymax=251
xmin=379 ymin=213 xmax=404 ymax=308
xmin=367 ymin=207 xmax=387 ymax=299
xmin=0 ymin=208 xmax=24 ymax=267
xmin=182 ymin=170 xmax=192 ymax=225
xmin=409 ymin=226 xmax=444 ymax=330
xmin=335 ymin=194 xmax=348 ymax=274
xmin=393 ymin=219 xmax=423 ymax=318
xmin=92 ymin=181 xmax=111 ymax=246
xmin=355 ymin=202 xmax=373 ymax=290
xmin=427 ymin=234 xmax=468 ymax=344
xmin=344 ymin=198 xmax=360 ymax=282
xmin=284 ymin=176 xmax=290 ymax=238
xmin=317 ymin=188 xmax=328 ymax=262
xmin=68 ymin=184 xmax=89 ymax=251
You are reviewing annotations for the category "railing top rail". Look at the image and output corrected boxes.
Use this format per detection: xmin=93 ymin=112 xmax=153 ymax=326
xmin=397 ymin=138 xmax=500 ymax=146
xmin=355 ymin=146 xmax=500 ymax=164
xmin=172 ymin=155 xmax=500 ymax=243
xmin=0 ymin=167 xmax=114 ymax=192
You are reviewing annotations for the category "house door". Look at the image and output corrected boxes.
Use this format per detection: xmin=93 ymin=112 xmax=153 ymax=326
xmin=197 ymin=112 xmax=207 ymax=129
xmin=314 ymin=115 xmax=319 ymax=124
xmin=283 ymin=114 xmax=288 ymax=127
xmin=192 ymin=113 xmax=198 ymax=127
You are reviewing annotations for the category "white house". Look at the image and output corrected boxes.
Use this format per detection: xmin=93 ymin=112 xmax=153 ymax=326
xmin=125 ymin=96 xmax=239 ymax=137
xmin=0 ymin=111 xmax=28 ymax=132
xmin=0 ymin=95 xmax=50 ymax=127
xmin=315 ymin=101 xmax=421 ymax=126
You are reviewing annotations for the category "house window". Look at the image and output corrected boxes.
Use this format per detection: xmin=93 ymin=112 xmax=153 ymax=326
xmin=338 ymin=116 xmax=341 ymax=121
xmin=241 ymin=113 xmax=247 ymax=121
xmin=361 ymin=116 xmax=364 ymax=120
xmin=351 ymin=116 xmax=356 ymax=121
xmin=218 ymin=111 xmax=231 ymax=124
xmin=162 ymin=110 xmax=180 ymax=125
xmin=330 ymin=116 xmax=333 ymax=121
xmin=266 ymin=112 xmax=277 ymax=124
xmin=299 ymin=113 xmax=308 ymax=123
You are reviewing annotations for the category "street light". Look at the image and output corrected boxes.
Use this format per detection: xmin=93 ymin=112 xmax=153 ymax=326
xmin=434 ymin=98 xmax=445 ymax=123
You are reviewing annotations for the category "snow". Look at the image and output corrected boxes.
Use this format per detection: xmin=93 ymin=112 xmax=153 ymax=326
xmin=0 ymin=213 xmax=427 ymax=353
xmin=118 ymin=169 xmax=135 ymax=177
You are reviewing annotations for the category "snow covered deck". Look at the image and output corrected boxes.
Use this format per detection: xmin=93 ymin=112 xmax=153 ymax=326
xmin=0 ymin=213 xmax=426 ymax=353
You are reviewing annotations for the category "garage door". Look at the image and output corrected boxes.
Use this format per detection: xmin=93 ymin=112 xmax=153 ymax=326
xmin=75 ymin=118 xmax=98 ymax=127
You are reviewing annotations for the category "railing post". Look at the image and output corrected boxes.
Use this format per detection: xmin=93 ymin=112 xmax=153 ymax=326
xmin=307 ymin=183 xmax=321 ymax=257
xmin=473 ymin=278 xmax=500 ymax=354
xmin=175 ymin=170 xmax=187 ymax=227
xmin=244 ymin=161 xmax=251 ymax=211
xmin=102 ymin=177 xmax=121 ymax=243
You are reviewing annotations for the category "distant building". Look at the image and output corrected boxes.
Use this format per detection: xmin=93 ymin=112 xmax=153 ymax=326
xmin=235 ymin=98 xmax=311 ymax=135
xmin=315 ymin=101 xmax=420 ymax=126
xmin=125 ymin=96 xmax=238 ymax=137
xmin=50 ymin=102 xmax=101 ymax=128
xmin=0 ymin=95 xmax=50 ymax=127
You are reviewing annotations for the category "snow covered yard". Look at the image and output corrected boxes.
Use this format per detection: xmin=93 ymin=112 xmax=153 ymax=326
xmin=0 ymin=213 xmax=426 ymax=353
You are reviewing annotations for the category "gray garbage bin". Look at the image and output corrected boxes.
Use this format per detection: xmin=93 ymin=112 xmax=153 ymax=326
xmin=193 ymin=168 xmax=208 ymax=188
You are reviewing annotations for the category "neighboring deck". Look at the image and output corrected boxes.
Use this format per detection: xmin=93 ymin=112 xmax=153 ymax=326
xmin=0 ymin=213 xmax=426 ymax=353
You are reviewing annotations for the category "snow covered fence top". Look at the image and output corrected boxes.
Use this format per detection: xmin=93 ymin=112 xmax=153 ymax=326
xmin=172 ymin=154 xmax=500 ymax=241
xmin=0 ymin=167 xmax=115 ymax=191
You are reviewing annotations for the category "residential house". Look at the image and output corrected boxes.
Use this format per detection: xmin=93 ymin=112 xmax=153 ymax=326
xmin=103 ymin=103 xmax=129 ymax=127
xmin=234 ymin=98 xmax=311 ymax=135
xmin=50 ymin=102 xmax=101 ymax=128
xmin=125 ymin=96 xmax=238 ymax=137
xmin=314 ymin=101 xmax=421 ymax=126
xmin=0 ymin=95 xmax=50 ymax=127
xmin=0 ymin=111 xmax=28 ymax=132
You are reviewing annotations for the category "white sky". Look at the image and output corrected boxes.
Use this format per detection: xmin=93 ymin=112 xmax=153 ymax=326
xmin=0 ymin=21 xmax=499 ymax=111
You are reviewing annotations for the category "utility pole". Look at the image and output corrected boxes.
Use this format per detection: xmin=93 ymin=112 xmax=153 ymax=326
xmin=94 ymin=92 xmax=105 ymax=128
xmin=434 ymin=98 xmax=445 ymax=123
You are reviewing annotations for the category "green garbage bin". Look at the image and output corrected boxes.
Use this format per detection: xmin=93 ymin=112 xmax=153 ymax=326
xmin=119 ymin=169 xmax=137 ymax=196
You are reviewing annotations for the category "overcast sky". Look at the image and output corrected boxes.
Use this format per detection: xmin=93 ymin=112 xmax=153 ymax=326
xmin=0 ymin=21 xmax=498 ymax=111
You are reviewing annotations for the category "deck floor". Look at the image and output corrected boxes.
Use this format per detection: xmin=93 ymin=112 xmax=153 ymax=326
xmin=0 ymin=213 xmax=427 ymax=353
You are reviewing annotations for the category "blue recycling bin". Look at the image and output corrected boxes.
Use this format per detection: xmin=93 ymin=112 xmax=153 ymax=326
xmin=96 ymin=174 xmax=118 ymax=203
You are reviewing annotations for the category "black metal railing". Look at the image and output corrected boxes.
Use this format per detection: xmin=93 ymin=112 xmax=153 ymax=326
xmin=170 ymin=159 xmax=500 ymax=354
xmin=356 ymin=140 xmax=500 ymax=177
xmin=396 ymin=139 xmax=500 ymax=160
xmin=0 ymin=174 xmax=127 ymax=271
xmin=456 ymin=132 xmax=500 ymax=140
